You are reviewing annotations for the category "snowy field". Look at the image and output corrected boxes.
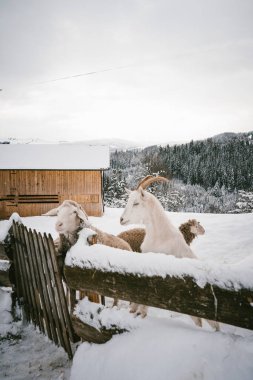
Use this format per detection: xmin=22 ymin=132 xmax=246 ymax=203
xmin=0 ymin=208 xmax=253 ymax=380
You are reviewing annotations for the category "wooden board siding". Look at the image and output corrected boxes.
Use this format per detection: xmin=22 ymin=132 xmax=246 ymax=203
xmin=0 ymin=170 xmax=103 ymax=218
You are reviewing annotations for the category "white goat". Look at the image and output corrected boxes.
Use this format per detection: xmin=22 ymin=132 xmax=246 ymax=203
xmin=120 ymin=176 xmax=219 ymax=330
xmin=120 ymin=177 xmax=195 ymax=258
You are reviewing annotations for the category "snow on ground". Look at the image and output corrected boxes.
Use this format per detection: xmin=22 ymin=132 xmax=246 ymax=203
xmin=0 ymin=288 xmax=71 ymax=380
xmin=0 ymin=287 xmax=20 ymax=338
xmin=0 ymin=208 xmax=253 ymax=380
xmin=0 ymin=322 xmax=71 ymax=380
xmin=71 ymin=316 xmax=253 ymax=380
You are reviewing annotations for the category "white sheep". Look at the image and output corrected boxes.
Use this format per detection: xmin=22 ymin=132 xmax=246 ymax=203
xmin=43 ymin=200 xmax=132 ymax=307
xmin=43 ymin=200 xmax=132 ymax=253
xmin=44 ymin=200 xmax=89 ymax=249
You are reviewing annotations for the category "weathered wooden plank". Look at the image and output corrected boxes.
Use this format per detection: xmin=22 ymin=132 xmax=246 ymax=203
xmin=33 ymin=230 xmax=58 ymax=344
xmin=37 ymin=232 xmax=63 ymax=348
xmin=27 ymin=229 xmax=53 ymax=340
xmin=41 ymin=233 xmax=72 ymax=357
xmin=22 ymin=226 xmax=45 ymax=333
xmin=64 ymin=266 xmax=253 ymax=330
xmin=46 ymin=234 xmax=77 ymax=345
xmin=12 ymin=224 xmax=23 ymax=300
xmin=13 ymin=223 xmax=31 ymax=321
xmin=23 ymin=227 xmax=45 ymax=334
xmin=71 ymin=315 xmax=126 ymax=344
xmin=19 ymin=225 xmax=41 ymax=328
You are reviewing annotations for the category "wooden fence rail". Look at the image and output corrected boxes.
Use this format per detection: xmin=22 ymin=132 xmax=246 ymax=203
xmin=12 ymin=221 xmax=77 ymax=359
xmin=64 ymin=264 xmax=253 ymax=332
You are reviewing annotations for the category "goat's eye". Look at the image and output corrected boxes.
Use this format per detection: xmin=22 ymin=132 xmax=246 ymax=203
xmin=133 ymin=202 xmax=139 ymax=206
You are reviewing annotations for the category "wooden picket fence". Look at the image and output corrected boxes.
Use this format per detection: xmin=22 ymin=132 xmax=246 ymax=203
xmin=12 ymin=221 xmax=77 ymax=359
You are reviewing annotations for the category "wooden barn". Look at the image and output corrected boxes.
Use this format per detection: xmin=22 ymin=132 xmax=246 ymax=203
xmin=0 ymin=144 xmax=110 ymax=219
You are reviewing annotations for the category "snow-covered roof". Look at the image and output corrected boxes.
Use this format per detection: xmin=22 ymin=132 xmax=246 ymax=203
xmin=0 ymin=144 xmax=110 ymax=170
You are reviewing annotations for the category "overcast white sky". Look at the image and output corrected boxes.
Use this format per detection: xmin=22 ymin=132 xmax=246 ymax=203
xmin=0 ymin=0 xmax=252 ymax=145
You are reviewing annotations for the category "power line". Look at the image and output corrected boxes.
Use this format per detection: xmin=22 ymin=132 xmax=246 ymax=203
xmin=0 ymin=64 xmax=137 ymax=91
xmin=35 ymin=64 xmax=134 ymax=85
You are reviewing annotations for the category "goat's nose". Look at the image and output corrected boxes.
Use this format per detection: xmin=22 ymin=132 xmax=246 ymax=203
xmin=56 ymin=222 xmax=63 ymax=227
xmin=120 ymin=217 xmax=124 ymax=224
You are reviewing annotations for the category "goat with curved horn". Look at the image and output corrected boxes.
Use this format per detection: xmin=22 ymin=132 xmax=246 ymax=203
xmin=120 ymin=175 xmax=220 ymax=330
xmin=120 ymin=175 xmax=195 ymax=319
xmin=120 ymin=174 xmax=192 ymax=258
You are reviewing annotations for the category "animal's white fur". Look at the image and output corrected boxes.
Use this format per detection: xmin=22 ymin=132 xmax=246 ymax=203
xmin=120 ymin=187 xmax=195 ymax=318
xmin=120 ymin=188 xmax=195 ymax=258
xmin=44 ymin=200 xmax=132 ymax=308
xmin=120 ymin=186 xmax=220 ymax=330
xmin=44 ymin=200 xmax=132 ymax=251
xmin=117 ymin=220 xmax=205 ymax=253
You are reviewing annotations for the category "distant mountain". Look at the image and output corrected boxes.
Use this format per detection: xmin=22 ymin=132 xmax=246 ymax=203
xmin=1 ymin=132 xmax=252 ymax=151
xmin=211 ymin=132 xmax=238 ymax=142
xmin=70 ymin=138 xmax=143 ymax=152
xmin=0 ymin=137 xmax=183 ymax=151
xmin=211 ymin=131 xmax=253 ymax=143
xmin=0 ymin=137 xmax=56 ymax=144
xmin=0 ymin=137 xmax=142 ymax=150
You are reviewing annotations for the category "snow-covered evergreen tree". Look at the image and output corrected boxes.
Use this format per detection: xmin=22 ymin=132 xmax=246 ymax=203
xmin=232 ymin=191 xmax=253 ymax=213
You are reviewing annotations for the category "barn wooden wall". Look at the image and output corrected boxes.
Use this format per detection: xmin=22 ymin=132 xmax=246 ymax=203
xmin=0 ymin=170 xmax=104 ymax=218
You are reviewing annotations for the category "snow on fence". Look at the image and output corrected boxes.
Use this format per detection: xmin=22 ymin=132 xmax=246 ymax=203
xmin=64 ymin=265 xmax=253 ymax=333
xmin=63 ymin=242 xmax=253 ymax=341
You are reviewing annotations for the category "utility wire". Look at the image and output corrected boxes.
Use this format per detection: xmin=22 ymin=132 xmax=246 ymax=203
xmin=35 ymin=64 xmax=134 ymax=85
xmin=0 ymin=64 xmax=136 ymax=91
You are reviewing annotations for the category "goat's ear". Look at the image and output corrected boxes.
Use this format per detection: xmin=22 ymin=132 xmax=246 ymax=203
xmin=125 ymin=188 xmax=131 ymax=195
xmin=140 ymin=188 xmax=145 ymax=198
xmin=42 ymin=207 xmax=59 ymax=216
xmin=76 ymin=207 xmax=89 ymax=223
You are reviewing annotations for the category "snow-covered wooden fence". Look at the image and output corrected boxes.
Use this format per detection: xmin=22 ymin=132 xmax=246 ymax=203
xmin=5 ymin=222 xmax=253 ymax=350
xmin=11 ymin=221 xmax=77 ymax=359
xmin=64 ymin=259 xmax=253 ymax=341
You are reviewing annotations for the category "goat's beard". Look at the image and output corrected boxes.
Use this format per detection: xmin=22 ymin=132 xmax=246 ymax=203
xmin=62 ymin=231 xmax=79 ymax=245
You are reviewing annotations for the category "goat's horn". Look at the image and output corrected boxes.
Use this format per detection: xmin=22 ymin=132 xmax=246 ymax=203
xmin=136 ymin=175 xmax=154 ymax=190
xmin=137 ymin=175 xmax=169 ymax=190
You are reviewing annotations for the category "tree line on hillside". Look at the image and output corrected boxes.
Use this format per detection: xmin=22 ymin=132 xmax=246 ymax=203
xmin=104 ymin=132 xmax=253 ymax=213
